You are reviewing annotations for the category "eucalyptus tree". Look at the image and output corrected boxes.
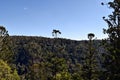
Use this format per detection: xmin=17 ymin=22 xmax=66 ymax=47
xmin=0 ymin=26 xmax=11 ymax=61
xmin=0 ymin=26 xmax=8 ymax=50
xmin=0 ymin=26 xmax=14 ymax=64
xmin=52 ymin=29 xmax=61 ymax=38
xmin=102 ymin=0 xmax=120 ymax=79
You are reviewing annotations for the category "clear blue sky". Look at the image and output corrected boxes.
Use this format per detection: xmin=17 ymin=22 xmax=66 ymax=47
xmin=0 ymin=0 xmax=111 ymax=40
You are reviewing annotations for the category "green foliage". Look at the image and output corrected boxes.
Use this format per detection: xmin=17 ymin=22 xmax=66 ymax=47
xmin=0 ymin=24 xmax=108 ymax=80
xmin=2 ymin=36 xmax=102 ymax=80
xmin=102 ymin=0 xmax=120 ymax=79
xmin=72 ymin=73 xmax=83 ymax=80
xmin=9 ymin=36 xmax=83 ymax=80
xmin=54 ymin=71 xmax=71 ymax=80
xmin=0 ymin=26 xmax=14 ymax=63
xmin=79 ymin=34 xmax=101 ymax=80
xmin=0 ymin=59 xmax=20 ymax=80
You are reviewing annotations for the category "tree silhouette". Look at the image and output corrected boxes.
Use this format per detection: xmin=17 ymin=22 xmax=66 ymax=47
xmin=0 ymin=26 xmax=8 ymax=49
xmin=81 ymin=33 xmax=101 ymax=80
xmin=88 ymin=33 xmax=95 ymax=40
xmin=52 ymin=29 xmax=61 ymax=38
xmin=87 ymin=33 xmax=95 ymax=80
xmin=102 ymin=0 xmax=120 ymax=79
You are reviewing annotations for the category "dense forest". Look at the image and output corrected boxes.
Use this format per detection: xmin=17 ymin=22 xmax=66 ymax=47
xmin=1 ymin=0 xmax=120 ymax=80
xmin=1 ymin=35 xmax=105 ymax=80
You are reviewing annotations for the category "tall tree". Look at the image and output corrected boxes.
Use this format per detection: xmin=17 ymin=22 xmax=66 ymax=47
xmin=0 ymin=26 xmax=8 ymax=50
xmin=52 ymin=29 xmax=61 ymax=38
xmin=0 ymin=26 xmax=13 ymax=62
xmin=87 ymin=33 xmax=95 ymax=80
xmin=102 ymin=0 xmax=120 ymax=79
xmin=81 ymin=33 xmax=100 ymax=80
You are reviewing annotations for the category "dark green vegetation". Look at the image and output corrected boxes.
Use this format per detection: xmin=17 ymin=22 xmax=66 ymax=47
xmin=10 ymin=36 xmax=101 ymax=80
xmin=1 ymin=0 xmax=120 ymax=80
xmin=1 ymin=35 xmax=104 ymax=80
xmin=0 ymin=26 xmax=20 ymax=80
xmin=0 ymin=28 xmax=103 ymax=80
xmin=101 ymin=0 xmax=120 ymax=79
xmin=0 ymin=59 xmax=20 ymax=80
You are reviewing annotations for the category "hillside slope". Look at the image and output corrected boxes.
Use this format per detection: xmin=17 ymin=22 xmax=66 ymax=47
xmin=8 ymin=36 xmax=103 ymax=80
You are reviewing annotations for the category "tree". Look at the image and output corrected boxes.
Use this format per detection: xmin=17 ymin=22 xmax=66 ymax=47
xmin=87 ymin=33 xmax=95 ymax=80
xmin=88 ymin=33 xmax=95 ymax=40
xmin=0 ymin=26 xmax=20 ymax=79
xmin=52 ymin=29 xmax=61 ymax=38
xmin=80 ymin=33 xmax=100 ymax=80
xmin=0 ymin=26 xmax=14 ymax=63
xmin=102 ymin=0 xmax=120 ymax=79
xmin=48 ymin=57 xmax=69 ymax=80
xmin=0 ymin=26 xmax=8 ymax=50
xmin=0 ymin=26 xmax=8 ymax=38
xmin=0 ymin=59 xmax=20 ymax=80
xmin=71 ymin=63 xmax=83 ymax=80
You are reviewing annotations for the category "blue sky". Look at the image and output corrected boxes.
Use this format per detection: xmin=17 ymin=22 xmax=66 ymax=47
xmin=0 ymin=0 xmax=111 ymax=40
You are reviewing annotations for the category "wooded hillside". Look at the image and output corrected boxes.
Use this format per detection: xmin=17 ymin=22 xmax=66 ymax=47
xmin=6 ymin=36 xmax=103 ymax=80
